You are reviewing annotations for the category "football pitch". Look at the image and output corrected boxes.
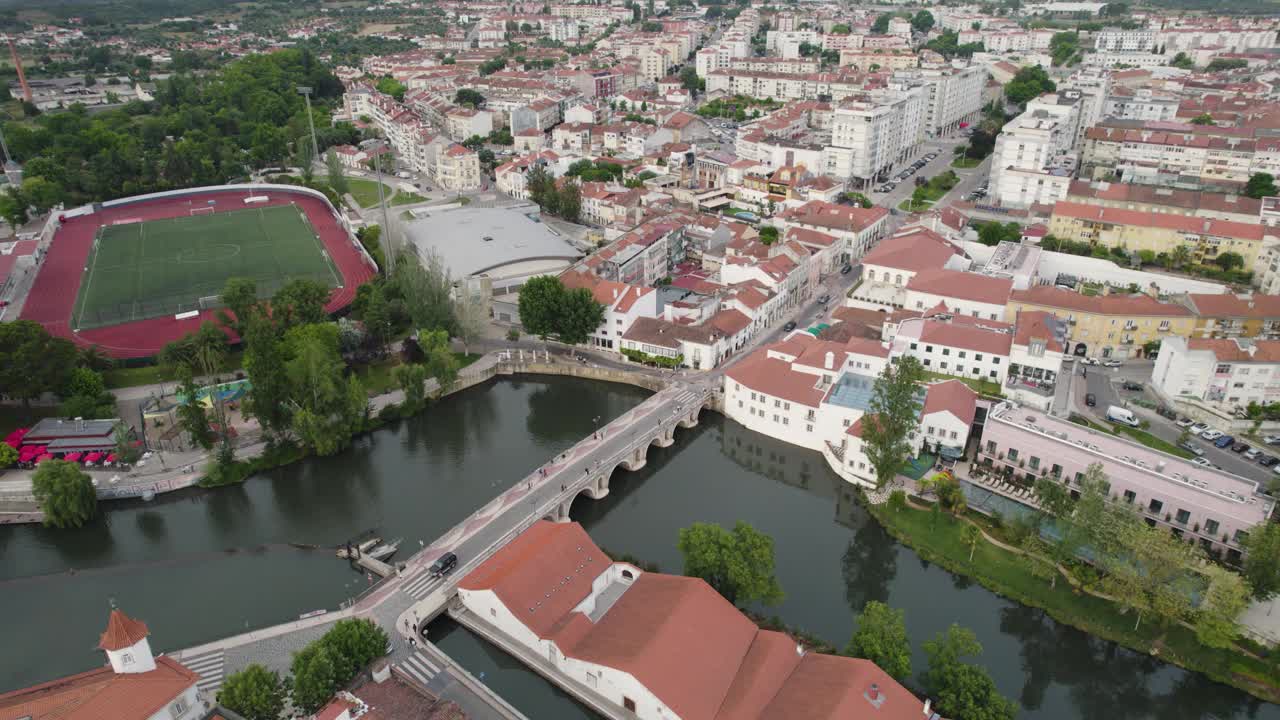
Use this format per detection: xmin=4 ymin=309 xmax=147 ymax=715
xmin=72 ymin=204 xmax=341 ymax=330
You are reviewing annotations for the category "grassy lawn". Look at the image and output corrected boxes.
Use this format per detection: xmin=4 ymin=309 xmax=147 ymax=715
xmin=356 ymin=352 xmax=483 ymax=397
xmin=898 ymin=198 xmax=933 ymax=212
xmin=922 ymin=370 xmax=1003 ymax=398
xmin=390 ymin=191 xmax=426 ymax=206
xmin=952 ymin=156 xmax=983 ymax=169
xmin=103 ymin=351 xmax=245 ymax=389
xmin=346 ymin=177 xmax=395 ymax=209
xmin=870 ymin=500 xmax=1280 ymax=703
xmin=1114 ymin=425 xmax=1196 ymax=460
xmin=0 ymin=405 xmax=60 ymax=437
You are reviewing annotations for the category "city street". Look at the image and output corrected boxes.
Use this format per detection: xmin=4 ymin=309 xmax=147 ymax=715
xmin=867 ymin=135 xmax=991 ymax=213
xmin=1075 ymin=360 xmax=1277 ymax=485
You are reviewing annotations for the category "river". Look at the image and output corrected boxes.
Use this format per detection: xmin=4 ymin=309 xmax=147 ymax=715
xmin=1 ymin=377 xmax=1275 ymax=719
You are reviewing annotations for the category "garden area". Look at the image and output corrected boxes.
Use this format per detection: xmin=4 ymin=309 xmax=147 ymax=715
xmin=899 ymin=171 xmax=960 ymax=213
xmin=695 ymin=94 xmax=783 ymax=120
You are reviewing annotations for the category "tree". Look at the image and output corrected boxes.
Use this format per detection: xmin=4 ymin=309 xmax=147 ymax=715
xmin=453 ymin=289 xmax=488 ymax=355
xmin=861 ymin=356 xmax=924 ymax=489
xmin=758 ymin=226 xmax=779 ymax=244
xmin=290 ymin=643 xmax=340 ymax=714
xmin=375 ymin=76 xmax=406 ymax=101
xmin=272 ymin=278 xmax=330 ymax=330
xmin=1004 ymin=66 xmax=1056 ymax=106
xmin=558 ymin=179 xmax=582 ymax=223
xmin=558 ymin=287 xmax=605 ymax=345
xmin=831 ymin=23 xmax=851 ymax=34
xmin=1170 ymin=52 xmax=1195 ymax=70
xmin=1245 ymin=173 xmax=1278 ymax=200
xmin=961 ymin=522 xmax=982 ymax=562
xmin=678 ymin=65 xmax=704 ymax=94
xmin=1103 ymin=522 xmax=1201 ymax=631
xmin=395 ymin=362 xmax=430 ymax=412
xmin=393 ymin=251 xmax=456 ymax=335
xmin=1195 ymin=566 xmax=1251 ymax=650
xmin=0 ymin=443 xmax=16 ymax=468
xmin=519 ymin=275 xmax=562 ymax=341
xmin=1207 ymin=58 xmax=1248 ymax=73
xmin=326 ymin=148 xmax=349 ymax=195
xmin=922 ymin=625 xmax=1018 ymax=720
xmin=911 ymin=10 xmax=935 ymax=33
xmin=220 ymin=277 xmax=261 ymax=332
xmin=242 ymin=313 xmax=291 ymax=437
xmin=871 ymin=13 xmax=891 ymax=33
xmin=419 ymin=329 xmax=460 ymax=392
xmin=1214 ymin=251 xmax=1245 ymax=271
xmin=287 ymin=327 xmax=365 ymax=455
xmin=1170 ymin=244 xmax=1191 ymax=269
xmin=0 ymin=186 xmax=28 ymax=227
xmin=1242 ymin=522 xmax=1280 ymax=600
xmin=175 ymin=364 xmax=216 ymax=450
xmin=0 ymin=320 xmax=80 ymax=407
xmin=455 ymin=88 xmax=486 ymax=108
xmin=32 ymin=459 xmax=98 ymax=529
xmin=1190 ymin=113 xmax=1215 ymax=126
xmin=977 ymin=221 xmax=1022 ymax=247
xmin=217 ymin=664 xmax=286 ymax=720
xmin=677 ymin=521 xmax=785 ymax=606
xmin=362 ymin=285 xmax=392 ymax=356
xmin=845 ymin=601 xmax=911 ymax=681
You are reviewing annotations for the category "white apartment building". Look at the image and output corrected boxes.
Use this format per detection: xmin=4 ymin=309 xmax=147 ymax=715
xmin=903 ymin=268 xmax=1014 ymax=321
xmin=1102 ymin=87 xmax=1179 ymax=123
xmin=1094 ymin=27 xmax=1156 ymax=53
xmin=437 ymin=144 xmax=482 ymax=191
xmin=1056 ymin=74 xmax=1110 ymax=152
xmin=990 ymin=94 xmax=1080 ymax=208
xmin=889 ymin=64 xmax=987 ymax=138
xmin=826 ymin=88 xmax=925 ymax=185
xmin=560 ymin=270 xmax=660 ymax=351
xmin=889 ymin=314 xmax=1014 ymax=386
xmin=1153 ymin=337 xmax=1280 ymax=415
xmin=1007 ymin=310 xmax=1069 ymax=412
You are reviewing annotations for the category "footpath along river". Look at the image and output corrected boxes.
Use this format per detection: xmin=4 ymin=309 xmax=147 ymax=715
xmin=0 ymin=376 xmax=1275 ymax=719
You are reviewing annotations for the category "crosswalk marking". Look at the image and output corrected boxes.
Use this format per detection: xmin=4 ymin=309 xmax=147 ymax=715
xmin=398 ymin=650 xmax=441 ymax=687
xmin=402 ymin=568 xmax=439 ymax=599
xmin=181 ymin=650 xmax=226 ymax=694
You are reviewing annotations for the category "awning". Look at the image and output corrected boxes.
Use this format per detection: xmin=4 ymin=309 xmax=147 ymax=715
xmin=106 ymin=453 xmax=117 ymax=463
xmin=35 ymin=454 xmax=53 ymax=463
xmin=63 ymin=452 xmax=83 ymax=463
xmin=84 ymin=452 xmax=103 ymax=464
xmin=3 ymin=428 xmax=28 ymax=447
xmin=939 ymin=445 xmax=965 ymax=460
xmin=18 ymin=446 xmax=41 ymax=462
xmin=45 ymin=438 xmax=116 ymax=453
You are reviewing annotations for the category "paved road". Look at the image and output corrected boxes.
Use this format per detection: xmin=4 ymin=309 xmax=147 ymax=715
xmin=867 ymin=134 xmax=990 ymax=212
xmin=1076 ymin=360 xmax=1276 ymax=484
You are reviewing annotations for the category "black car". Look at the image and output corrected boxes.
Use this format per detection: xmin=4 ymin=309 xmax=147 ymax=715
xmin=429 ymin=551 xmax=458 ymax=578
xmin=783 ymin=320 xmax=797 ymax=332
xmin=816 ymin=294 xmax=831 ymax=304
xmin=1260 ymin=456 xmax=1280 ymax=467
xmin=841 ymin=264 xmax=853 ymax=275
xmin=1122 ymin=381 xmax=1143 ymax=391
xmin=1232 ymin=443 xmax=1250 ymax=453
xmin=1085 ymin=393 xmax=1096 ymax=407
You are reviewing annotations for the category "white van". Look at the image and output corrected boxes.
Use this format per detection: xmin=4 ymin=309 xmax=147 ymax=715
xmin=1107 ymin=406 xmax=1140 ymax=427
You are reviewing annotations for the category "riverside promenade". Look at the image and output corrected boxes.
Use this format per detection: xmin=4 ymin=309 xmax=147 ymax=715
xmin=165 ymin=361 xmax=712 ymax=718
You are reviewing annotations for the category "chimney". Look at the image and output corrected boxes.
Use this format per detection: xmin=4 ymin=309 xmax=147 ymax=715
xmin=824 ymin=351 xmax=834 ymax=370
xmin=924 ymin=698 xmax=932 ymax=717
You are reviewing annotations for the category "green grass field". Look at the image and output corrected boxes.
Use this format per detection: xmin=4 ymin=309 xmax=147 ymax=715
xmin=73 ymin=204 xmax=340 ymax=330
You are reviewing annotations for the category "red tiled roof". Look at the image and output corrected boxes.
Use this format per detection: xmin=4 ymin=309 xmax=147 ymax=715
xmin=1013 ymin=310 xmax=1065 ymax=353
xmin=1010 ymin=286 xmax=1192 ymax=317
xmin=1186 ymin=338 xmax=1280 ymax=362
xmin=907 ymin=269 xmax=1012 ymax=306
xmin=0 ymin=656 xmax=197 ymax=720
xmin=709 ymin=308 xmax=752 ymax=336
xmin=1052 ymin=201 xmax=1263 ymax=241
xmin=923 ymin=379 xmax=978 ymax=426
xmin=726 ymin=352 xmax=826 ymax=408
xmin=919 ymin=321 xmax=1012 ymax=355
xmin=861 ymin=227 xmax=959 ymax=273
xmin=99 ymin=609 xmax=149 ymax=651
xmin=1185 ymin=293 xmax=1280 ymax=319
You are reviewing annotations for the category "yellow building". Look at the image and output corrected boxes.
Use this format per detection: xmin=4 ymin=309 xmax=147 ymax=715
xmin=1006 ymin=286 xmax=1196 ymax=360
xmin=1048 ymin=201 xmax=1267 ymax=271
xmin=1180 ymin=293 xmax=1280 ymax=340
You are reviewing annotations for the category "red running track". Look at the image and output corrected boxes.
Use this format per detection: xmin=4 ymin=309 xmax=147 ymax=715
xmin=20 ymin=188 xmax=377 ymax=359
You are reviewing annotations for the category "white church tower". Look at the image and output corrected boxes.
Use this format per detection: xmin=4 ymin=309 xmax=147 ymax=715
xmin=98 ymin=607 xmax=157 ymax=674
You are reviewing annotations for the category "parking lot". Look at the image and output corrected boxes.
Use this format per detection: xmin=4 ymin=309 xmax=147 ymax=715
xmin=1078 ymin=360 xmax=1276 ymax=485
xmin=867 ymin=136 xmax=990 ymax=212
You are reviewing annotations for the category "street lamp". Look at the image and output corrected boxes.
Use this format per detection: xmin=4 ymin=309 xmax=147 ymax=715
xmin=296 ymin=86 xmax=320 ymax=169
xmin=371 ymin=140 xmax=395 ymax=274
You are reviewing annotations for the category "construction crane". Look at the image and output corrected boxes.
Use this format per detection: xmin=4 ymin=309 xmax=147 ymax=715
xmin=3 ymin=35 xmax=31 ymax=103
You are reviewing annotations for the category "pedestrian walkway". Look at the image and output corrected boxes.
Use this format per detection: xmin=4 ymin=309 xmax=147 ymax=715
xmin=401 ymin=566 xmax=442 ymax=600
xmin=179 ymin=649 xmax=226 ymax=695
xmin=398 ymin=649 xmax=443 ymax=688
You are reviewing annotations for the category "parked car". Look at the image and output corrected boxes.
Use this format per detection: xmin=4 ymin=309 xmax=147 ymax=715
xmin=1261 ymin=455 xmax=1280 ymax=467
xmin=1121 ymin=381 xmax=1144 ymax=391
xmin=841 ymin=264 xmax=853 ymax=275
xmin=1214 ymin=435 xmax=1235 ymax=449
xmin=1233 ymin=442 xmax=1250 ymax=453
xmin=1179 ymin=440 xmax=1206 ymax=457
xmin=1082 ymin=357 xmax=1100 ymax=366
xmin=1103 ymin=359 xmax=1122 ymax=367
xmin=1266 ymin=435 xmax=1280 ymax=445
xmin=1193 ymin=457 xmax=1212 ymax=467
xmin=782 ymin=320 xmax=797 ymax=332
xmin=1245 ymin=447 xmax=1262 ymax=460
xmin=1085 ymin=393 xmax=1096 ymax=407
xmin=1200 ymin=429 xmax=1223 ymax=440
xmin=1191 ymin=423 xmax=1210 ymax=434
xmin=1176 ymin=417 xmax=1195 ymax=428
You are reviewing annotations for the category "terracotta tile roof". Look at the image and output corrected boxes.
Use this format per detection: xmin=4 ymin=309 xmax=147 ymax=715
xmin=758 ymin=653 xmax=923 ymax=720
xmin=919 ymin=320 xmax=1012 ymax=355
xmin=1067 ymin=180 xmax=1262 ymax=216
xmin=1186 ymin=338 xmax=1280 ymax=363
xmin=784 ymin=227 xmax=838 ymax=248
xmin=99 ymin=609 xmax=149 ymax=651
xmin=1010 ymin=286 xmax=1192 ymax=317
xmin=0 ymin=656 xmax=197 ymax=720
xmin=725 ymin=352 xmax=826 ymax=408
xmin=1052 ymin=201 xmax=1264 ymax=241
xmin=907 ymin=269 xmax=1012 ymax=307
xmin=1013 ymin=310 xmax=1066 ymax=353
xmin=1185 ymin=293 xmax=1280 ymax=319
xmin=709 ymin=308 xmax=752 ymax=336
xmin=712 ymin=631 xmax=802 ymax=720
xmin=923 ymin=379 xmax=978 ymax=426
xmin=845 ymin=337 xmax=891 ymax=358
xmin=780 ymin=200 xmax=887 ymax=234
xmin=860 ymin=227 xmax=959 ymax=273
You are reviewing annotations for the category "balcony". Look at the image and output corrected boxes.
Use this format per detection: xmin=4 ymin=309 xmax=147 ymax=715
xmin=825 ymin=440 xmax=845 ymax=461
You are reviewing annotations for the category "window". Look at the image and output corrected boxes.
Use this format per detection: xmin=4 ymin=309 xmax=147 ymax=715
xmin=923 ymin=359 xmax=931 ymax=367
xmin=624 ymin=697 xmax=637 ymax=713
xmin=1205 ymin=519 xmax=1220 ymax=536
xmin=783 ymin=417 xmax=789 ymax=425
xmin=926 ymin=345 xmax=934 ymax=353
xmin=1234 ymin=530 xmax=1249 ymax=545
xmin=775 ymin=399 xmax=781 ymax=408
xmin=738 ymin=400 xmax=743 ymax=408
xmin=1148 ymin=498 xmax=1163 ymax=514
xmin=169 ymin=698 xmax=189 ymax=718
xmin=751 ymin=392 xmax=757 ymax=401
xmin=843 ymin=419 xmax=851 ymax=427
xmin=1051 ymin=463 xmax=1062 ymax=477
xmin=1123 ymin=489 xmax=1135 ymax=504
xmin=956 ymin=366 xmax=964 ymax=374
xmin=1175 ymin=509 xmax=1190 ymax=525
xmin=910 ymin=342 xmax=918 ymax=350
xmin=959 ymin=351 xmax=967 ymax=359
xmin=806 ymin=424 xmax=813 ymax=432
xmin=942 ymin=348 xmax=951 ymax=356
xmin=122 ymin=653 xmax=133 ymax=665
xmin=986 ymin=440 xmax=997 ymax=453
xmin=989 ymin=370 xmax=998 ymax=378
xmin=784 ymin=402 xmax=790 ymax=411
xmin=992 ymin=358 xmax=1001 ymax=365
xmin=975 ymin=353 xmax=984 ymax=361
xmin=940 ymin=362 xmax=948 ymax=370
xmin=1007 ymin=448 xmax=1019 ymax=461
xmin=1029 ymin=456 xmax=1040 ymax=470
xmin=950 ymin=430 xmax=957 ymax=439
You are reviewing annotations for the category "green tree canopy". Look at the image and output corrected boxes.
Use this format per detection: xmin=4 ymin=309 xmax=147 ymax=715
xmin=677 ymin=520 xmax=785 ymax=606
xmin=0 ymin=320 xmax=80 ymax=407
xmin=871 ymin=13 xmax=891 ymax=33
xmin=1245 ymin=173 xmax=1278 ymax=200
xmin=33 ymin=459 xmax=98 ymax=528
xmin=923 ymin=625 xmax=1018 ymax=720
xmin=861 ymin=356 xmax=924 ymax=489
xmin=845 ymin=601 xmax=911 ymax=680
xmin=1170 ymin=52 xmax=1195 ymax=69
xmin=272 ymin=278 xmax=330 ymax=330
xmin=0 ymin=443 xmax=16 ymax=468
xmin=1190 ymin=113 xmax=1215 ymax=126
xmin=455 ymin=88 xmax=486 ymax=107
xmin=1242 ymin=521 xmax=1280 ymax=600
xmin=517 ymin=275 xmax=603 ymax=345
xmin=911 ymin=10 xmax=935 ymax=33
xmin=1214 ymin=251 xmax=1245 ymax=271
xmin=217 ymin=664 xmax=286 ymax=720
xmin=1195 ymin=566 xmax=1251 ymax=650
xmin=1004 ymin=66 xmax=1056 ymax=106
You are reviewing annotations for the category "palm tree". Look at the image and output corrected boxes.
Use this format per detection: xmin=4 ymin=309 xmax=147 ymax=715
xmin=962 ymin=522 xmax=982 ymax=562
xmin=1170 ymin=244 xmax=1191 ymax=269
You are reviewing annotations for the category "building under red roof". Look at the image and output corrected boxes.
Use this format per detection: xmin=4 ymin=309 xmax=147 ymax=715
xmin=99 ymin=609 xmax=150 ymax=651
xmin=922 ymin=379 xmax=978 ymax=427
xmin=907 ymin=269 xmax=1013 ymax=307
xmin=861 ymin=227 xmax=960 ymax=274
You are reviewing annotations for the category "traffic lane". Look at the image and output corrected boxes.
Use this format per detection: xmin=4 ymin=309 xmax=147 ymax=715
xmin=1087 ymin=369 xmax=1276 ymax=482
